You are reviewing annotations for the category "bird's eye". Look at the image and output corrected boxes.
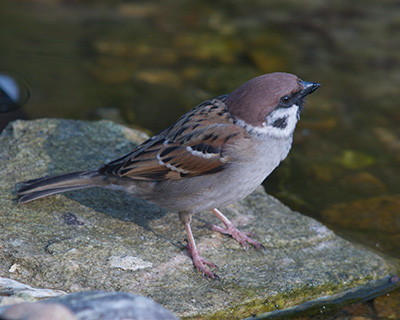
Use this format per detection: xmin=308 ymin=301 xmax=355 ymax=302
xmin=280 ymin=95 xmax=292 ymax=105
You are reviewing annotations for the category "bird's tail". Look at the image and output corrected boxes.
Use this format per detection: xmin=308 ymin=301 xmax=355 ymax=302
xmin=17 ymin=170 xmax=104 ymax=203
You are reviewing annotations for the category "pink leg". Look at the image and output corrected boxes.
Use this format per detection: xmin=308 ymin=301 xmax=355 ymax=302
xmin=210 ymin=208 xmax=265 ymax=250
xmin=179 ymin=212 xmax=219 ymax=279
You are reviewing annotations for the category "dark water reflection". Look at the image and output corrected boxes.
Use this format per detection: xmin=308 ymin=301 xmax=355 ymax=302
xmin=1 ymin=0 xmax=399 ymax=318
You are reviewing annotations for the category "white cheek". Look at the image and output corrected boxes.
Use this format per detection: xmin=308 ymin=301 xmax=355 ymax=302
xmin=265 ymin=105 xmax=300 ymax=138
xmin=234 ymin=105 xmax=300 ymax=138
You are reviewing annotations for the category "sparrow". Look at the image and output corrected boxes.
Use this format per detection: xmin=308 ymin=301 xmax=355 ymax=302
xmin=17 ymin=72 xmax=320 ymax=279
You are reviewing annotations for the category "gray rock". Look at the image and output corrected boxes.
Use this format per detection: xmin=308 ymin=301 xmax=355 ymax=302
xmin=0 ymin=277 xmax=66 ymax=307
xmin=0 ymin=291 xmax=179 ymax=320
xmin=47 ymin=291 xmax=180 ymax=320
xmin=0 ymin=277 xmax=66 ymax=299
xmin=0 ymin=302 xmax=76 ymax=320
xmin=0 ymin=119 xmax=398 ymax=319
xmin=0 ymin=278 xmax=177 ymax=320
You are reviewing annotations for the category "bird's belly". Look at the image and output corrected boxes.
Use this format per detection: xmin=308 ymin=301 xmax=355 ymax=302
xmin=149 ymin=138 xmax=291 ymax=213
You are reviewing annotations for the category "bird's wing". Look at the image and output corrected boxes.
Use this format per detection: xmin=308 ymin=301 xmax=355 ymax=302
xmin=99 ymin=96 xmax=249 ymax=181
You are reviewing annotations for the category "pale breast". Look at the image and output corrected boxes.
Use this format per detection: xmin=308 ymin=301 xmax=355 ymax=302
xmin=148 ymin=135 xmax=293 ymax=213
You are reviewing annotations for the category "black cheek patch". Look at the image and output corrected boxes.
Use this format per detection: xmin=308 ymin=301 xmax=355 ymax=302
xmin=272 ymin=117 xmax=287 ymax=129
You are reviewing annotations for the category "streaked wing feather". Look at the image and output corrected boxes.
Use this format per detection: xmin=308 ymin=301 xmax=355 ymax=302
xmin=100 ymin=96 xmax=248 ymax=181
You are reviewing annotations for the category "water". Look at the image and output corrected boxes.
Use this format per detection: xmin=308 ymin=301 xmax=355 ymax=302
xmin=1 ymin=0 xmax=399 ymax=318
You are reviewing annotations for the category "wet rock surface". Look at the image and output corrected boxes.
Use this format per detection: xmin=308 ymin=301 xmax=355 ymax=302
xmin=0 ymin=119 xmax=398 ymax=319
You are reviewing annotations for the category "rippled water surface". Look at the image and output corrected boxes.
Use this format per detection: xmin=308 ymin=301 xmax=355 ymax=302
xmin=1 ymin=0 xmax=399 ymax=318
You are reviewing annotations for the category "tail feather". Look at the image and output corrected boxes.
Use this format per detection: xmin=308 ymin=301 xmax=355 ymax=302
xmin=18 ymin=170 xmax=103 ymax=203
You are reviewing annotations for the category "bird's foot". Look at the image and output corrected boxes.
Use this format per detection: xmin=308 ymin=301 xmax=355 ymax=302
xmin=208 ymin=222 xmax=265 ymax=250
xmin=186 ymin=240 xmax=220 ymax=280
xmin=210 ymin=208 xmax=265 ymax=251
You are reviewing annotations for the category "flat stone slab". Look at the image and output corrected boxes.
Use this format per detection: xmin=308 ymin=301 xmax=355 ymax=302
xmin=0 ymin=119 xmax=398 ymax=319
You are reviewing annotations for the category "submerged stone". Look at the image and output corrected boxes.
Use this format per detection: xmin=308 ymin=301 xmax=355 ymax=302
xmin=0 ymin=119 xmax=398 ymax=319
xmin=321 ymin=195 xmax=400 ymax=233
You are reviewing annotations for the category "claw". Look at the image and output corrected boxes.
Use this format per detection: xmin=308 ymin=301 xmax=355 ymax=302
xmin=210 ymin=208 xmax=265 ymax=251
xmin=180 ymin=212 xmax=220 ymax=280
xmin=186 ymin=240 xmax=220 ymax=280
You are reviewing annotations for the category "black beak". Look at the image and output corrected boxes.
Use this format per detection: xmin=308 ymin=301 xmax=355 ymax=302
xmin=299 ymin=80 xmax=321 ymax=98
